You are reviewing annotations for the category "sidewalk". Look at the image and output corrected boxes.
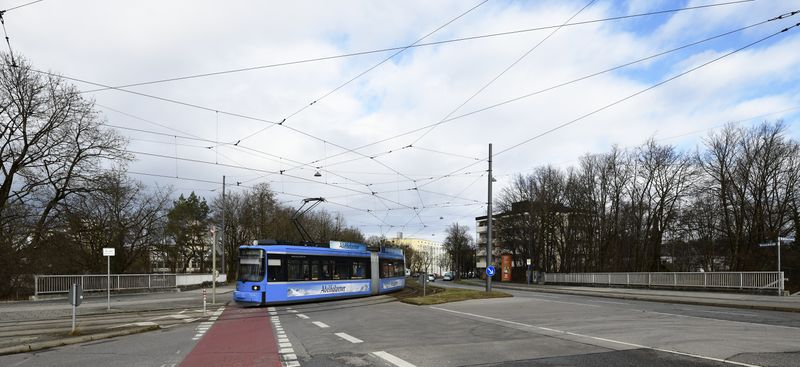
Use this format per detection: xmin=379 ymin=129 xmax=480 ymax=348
xmin=0 ymin=284 xmax=237 ymax=356
xmin=460 ymin=280 xmax=800 ymax=313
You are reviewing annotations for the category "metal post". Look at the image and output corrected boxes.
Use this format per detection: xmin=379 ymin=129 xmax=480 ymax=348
xmin=213 ymin=175 xmax=221 ymax=305
xmin=486 ymin=143 xmax=493 ymax=293
xmin=107 ymin=256 xmax=110 ymax=311
xmin=777 ymin=236 xmax=782 ymax=296
xmin=203 ymin=288 xmax=207 ymax=316
xmin=222 ymin=175 xmax=226 ymax=279
xmin=34 ymin=275 xmax=38 ymax=297
xmin=71 ymin=283 xmax=76 ymax=334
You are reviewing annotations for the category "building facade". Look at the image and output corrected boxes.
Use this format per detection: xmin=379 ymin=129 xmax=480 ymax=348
xmin=388 ymin=233 xmax=448 ymax=276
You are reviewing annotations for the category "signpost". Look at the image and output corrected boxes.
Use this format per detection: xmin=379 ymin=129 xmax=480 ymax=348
xmin=526 ymin=259 xmax=532 ymax=285
xmin=103 ymin=247 xmax=115 ymax=310
xmin=69 ymin=283 xmax=82 ymax=334
xmin=759 ymin=237 xmax=794 ymax=296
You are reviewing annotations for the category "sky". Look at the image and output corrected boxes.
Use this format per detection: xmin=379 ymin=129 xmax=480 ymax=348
xmin=4 ymin=0 xmax=800 ymax=243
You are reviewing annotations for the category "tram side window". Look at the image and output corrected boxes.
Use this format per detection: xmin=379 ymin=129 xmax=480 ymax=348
xmin=334 ymin=259 xmax=350 ymax=280
xmin=320 ymin=260 xmax=332 ymax=280
xmin=310 ymin=260 xmax=320 ymax=280
xmin=380 ymin=259 xmax=405 ymax=278
xmin=267 ymin=255 xmax=286 ymax=282
xmin=352 ymin=260 xmax=367 ymax=279
xmin=288 ymin=259 xmax=304 ymax=281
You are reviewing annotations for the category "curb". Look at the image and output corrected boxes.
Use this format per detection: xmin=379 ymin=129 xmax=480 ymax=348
xmin=459 ymin=281 xmax=800 ymax=313
xmin=0 ymin=325 xmax=160 ymax=356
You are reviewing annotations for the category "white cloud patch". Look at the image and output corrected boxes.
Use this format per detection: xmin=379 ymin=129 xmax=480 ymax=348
xmin=6 ymin=0 xmax=800 ymax=242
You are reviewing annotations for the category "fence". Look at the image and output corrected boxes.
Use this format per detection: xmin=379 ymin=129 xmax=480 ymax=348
xmin=33 ymin=273 xmax=225 ymax=296
xmin=544 ymin=272 xmax=784 ymax=291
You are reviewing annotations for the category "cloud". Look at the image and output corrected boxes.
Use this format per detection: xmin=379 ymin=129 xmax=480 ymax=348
xmin=7 ymin=0 xmax=800 ymax=242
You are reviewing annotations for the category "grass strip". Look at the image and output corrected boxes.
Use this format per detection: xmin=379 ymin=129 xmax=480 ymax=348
xmin=395 ymin=279 xmax=511 ymax=305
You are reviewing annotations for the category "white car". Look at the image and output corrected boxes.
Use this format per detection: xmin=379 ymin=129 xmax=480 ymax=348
xmin=427 ymin=274 xmax=435 ymax=282
xmin=443 ymin=272 xmax=454 ymax=281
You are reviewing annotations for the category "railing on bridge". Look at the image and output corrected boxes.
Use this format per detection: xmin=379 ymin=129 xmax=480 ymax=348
xmin=34 ymin=274 xmax=182 ymax=296
xmin=544 ymin=271 xmax=784 ymax=291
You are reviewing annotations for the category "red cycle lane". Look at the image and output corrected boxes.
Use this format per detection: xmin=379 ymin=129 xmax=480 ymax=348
xmin=180 ymin=306 xmax=281 ymax=367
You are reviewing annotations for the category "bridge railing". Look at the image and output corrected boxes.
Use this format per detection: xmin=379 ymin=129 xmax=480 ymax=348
xmin=543 ymin=271 xmax=784 ymax=291
xmin=34 ymin=274 xmax=182 ymax=296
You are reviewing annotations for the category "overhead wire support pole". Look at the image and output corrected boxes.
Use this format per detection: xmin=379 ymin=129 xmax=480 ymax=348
xmin=486 ymin=143 xmax=493 ymax=293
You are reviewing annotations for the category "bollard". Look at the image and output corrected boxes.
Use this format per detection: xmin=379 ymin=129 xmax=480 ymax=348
xmin=202 ymin=288 xmax=207 ymax=316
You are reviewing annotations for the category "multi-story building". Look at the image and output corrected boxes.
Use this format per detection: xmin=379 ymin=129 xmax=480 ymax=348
xmin=388 ymin=233 xmax=448 ymax=276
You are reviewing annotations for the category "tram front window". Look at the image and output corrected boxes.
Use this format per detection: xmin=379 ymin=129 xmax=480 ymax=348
xmin=238 ymin=249 xmax=265 ymax=282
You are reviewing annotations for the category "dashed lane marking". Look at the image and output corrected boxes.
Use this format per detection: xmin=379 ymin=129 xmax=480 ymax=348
xmin=297 ymin=314 xmax=310 ymax=319
xmin=335 ymin=332 xmax=363 ymax=344
xmin=311 ymin=321 xmax=329 ymax=328
xmin=272 ymin=315 xmax=300 ymax=367
xmin=192 ymin=306 xmax=225 ymax=341
xmin=373 ymin=351 xmax=417 ymax=367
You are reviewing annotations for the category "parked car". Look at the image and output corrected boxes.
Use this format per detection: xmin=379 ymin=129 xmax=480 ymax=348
xmin=427 ymin=274 xmax=435 ymax=282
xmin=443 ymin=272 xmax=454 ymax=281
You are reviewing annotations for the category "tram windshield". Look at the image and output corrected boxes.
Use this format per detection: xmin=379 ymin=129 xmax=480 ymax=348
xmin=238 ymin=248 xmax=265 ymax=282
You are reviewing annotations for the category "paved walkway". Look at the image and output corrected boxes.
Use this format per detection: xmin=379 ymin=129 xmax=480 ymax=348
xmin=461 ymin=280 xmax=800 ymax=312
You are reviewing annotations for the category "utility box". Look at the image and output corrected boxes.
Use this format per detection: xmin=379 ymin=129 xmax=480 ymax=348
xmin=69 ymin=283 xmax=83 ymax=306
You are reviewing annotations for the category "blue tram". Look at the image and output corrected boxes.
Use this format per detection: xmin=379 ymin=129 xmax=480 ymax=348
xmin=233 ymin=239 xmax=405 ymax=305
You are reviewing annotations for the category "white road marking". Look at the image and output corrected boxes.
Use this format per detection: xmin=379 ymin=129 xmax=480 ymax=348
xmin=312 ymin=321 xmax=330 ymax=328
xmin=646 ymin=311 xmax=799 ymax=330
xmin=191 ymin=306 xmax=225 ymax=341
xmin=109 ymin=321 xmax=159 ymax=329
xmin=288 ymin=310 xmax=298 ymax=313
xmin=282 ymin=353 xmax=297 ymax=360
xmin=373 ymin=351 xmax=417 ymax=367
xmin=279 ymin=342 xmax=292 ymax=348
xmin=687 ymin=309 xmax=757 ymax=317
xmin=267 ymin=307 xmax=276 ymax=311
xmin=278 ymin=337 xmax=290 ymax=343
xmin=335 ymin=332 xmax=364 ymax=343
xmin=431 ymin=307 xmax=761 ymax=367
xmin=297 ymin=314 xmax=310 ymax=319
xmin=593 ymin=300 xmax=630 ymax=305
xmin=279 ymin=347 xmax=295 ymax=354
xmin=284 ymin=362 xmax=301 ymax=367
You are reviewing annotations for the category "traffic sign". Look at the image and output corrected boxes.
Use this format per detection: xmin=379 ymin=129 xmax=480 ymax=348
xmin=526 ymin=259 xmax=532 ymax=266
xmin=103 ymin=247 xmax=115 ymax=256
xmin=486 ymin=266 xmax=495 ymax=277
xmin=759 ymin=243 xmax=777 ymax=247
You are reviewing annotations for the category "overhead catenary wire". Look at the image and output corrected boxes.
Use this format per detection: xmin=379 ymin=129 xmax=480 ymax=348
xmin=417 ymin=17 xmax=800 ymax=190
xmin=411 ymin=0 xmax=597 ymax=146
xmin=1 ymin=0 xmax=45 ymax=12
xmin=266 ymin=15 xmax=775 ymax=181
xmin=78 ymin=0 xmax=755 ymax=93
xmin=230 ymin=0 xmax=490 ymax=146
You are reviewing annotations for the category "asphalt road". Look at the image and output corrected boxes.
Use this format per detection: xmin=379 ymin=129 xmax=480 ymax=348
xmin=0 ymin=317 xmax=203 ymax=367
xmin=2 ymin=282 xmax=799 ymax=366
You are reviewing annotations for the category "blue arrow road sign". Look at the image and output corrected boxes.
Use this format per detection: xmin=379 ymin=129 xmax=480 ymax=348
xmin=486 ymin=265 xmax=495 ymax=277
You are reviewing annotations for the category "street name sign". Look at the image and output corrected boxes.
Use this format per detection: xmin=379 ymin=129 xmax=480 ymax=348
xmin=103 ymin=248 xmax=115 ymax=256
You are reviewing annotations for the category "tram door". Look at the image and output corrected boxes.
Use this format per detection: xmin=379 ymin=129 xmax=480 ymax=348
xmin=370 ymin=252 xmax=379 ymax=295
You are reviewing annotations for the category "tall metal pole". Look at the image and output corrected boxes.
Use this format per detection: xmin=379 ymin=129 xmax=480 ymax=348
xmin=778 ymin=236 xmax=782 ymax=296
xmin=107 ymin=256 xmax=110 ymax=311
xmin=222 ymin=175 xmax=226 ymax=278
xmin=486 ymin=143 xmax=493 ymax=292
xmin=214 ymin=176 xmax=224 ymax=304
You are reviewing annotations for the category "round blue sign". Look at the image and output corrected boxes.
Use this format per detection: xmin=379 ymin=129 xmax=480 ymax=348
xmin=486 ymin=265 xmax=495 ymax=277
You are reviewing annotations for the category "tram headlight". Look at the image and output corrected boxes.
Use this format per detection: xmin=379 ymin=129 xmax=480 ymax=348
xmin=252 ymin=285 xmax=260 ymax=291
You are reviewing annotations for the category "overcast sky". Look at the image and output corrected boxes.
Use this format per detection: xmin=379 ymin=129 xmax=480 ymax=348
xmin=5 ymin=0 xmax=800 ymax=242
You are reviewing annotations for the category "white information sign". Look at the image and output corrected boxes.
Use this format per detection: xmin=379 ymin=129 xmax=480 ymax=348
xmin=103 ymin=248 xmax=115 ymax=256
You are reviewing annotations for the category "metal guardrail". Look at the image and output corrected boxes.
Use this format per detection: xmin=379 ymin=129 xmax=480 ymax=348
xmin=34 ymin=274 xmax=177 ymax=296
xmin=544 ymin=272 xmax=784 ymax=291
